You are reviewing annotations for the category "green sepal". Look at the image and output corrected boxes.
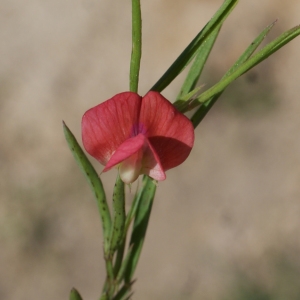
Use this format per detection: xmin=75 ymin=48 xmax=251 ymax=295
xmin=69 ymin=288 xmax=83 ymax=300
xmin=63 ymin=122 xmax=111 ymax=254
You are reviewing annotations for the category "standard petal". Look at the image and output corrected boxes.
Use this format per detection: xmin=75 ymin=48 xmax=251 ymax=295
xmin=139 ymin=91 xmax=194 ymax=171
xmin=82 ymin=92 xmax=142 ymax=165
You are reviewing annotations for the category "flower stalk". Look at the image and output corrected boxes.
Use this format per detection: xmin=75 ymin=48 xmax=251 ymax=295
xmin=130 ymin=0 xmax=142 ymax=93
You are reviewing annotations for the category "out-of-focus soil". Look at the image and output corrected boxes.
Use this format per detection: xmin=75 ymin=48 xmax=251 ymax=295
xmin=1 ymin=0 xmax=300 ymax=299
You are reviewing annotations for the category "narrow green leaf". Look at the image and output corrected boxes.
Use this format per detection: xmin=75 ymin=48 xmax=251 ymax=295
xmin=130 ymin=0 xmax=142 ymax=93
xmin=115 ymin=245 xmax=134 ymax=284
xmin=69 ymin=288 xmax=83 ymax=300
xmin=108 ymin=174 xmax=126 ymax=257
xmin=124 ymin=176 xmax=157 ymax=283
xmin=112 ymin=284 xmax=134 ymax=300
xmin=113 ymin=237 xmax=126 ymax=278
xmin=191 ymin=20 xmax=277 ymax=127
xmin=63 ymin=122 xmax=111 ymax=254
xmin=150 ymin=0 xmax=239 ymax=93
xmin=186 ymin=24 xmax=300 ymax=112
xmin=176 ymin=24 xmax=222 ymax=102
xmin=124 ymin=181 xmax=143 ymax=233
xmin=99 ymin=293 xmax=108 ymax=300
xmin=123 ymin=293 xmax=134 ymax=300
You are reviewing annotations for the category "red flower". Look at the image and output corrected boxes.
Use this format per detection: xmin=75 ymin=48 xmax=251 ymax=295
xmin=82 ymin=91 xmax=194 ymax=183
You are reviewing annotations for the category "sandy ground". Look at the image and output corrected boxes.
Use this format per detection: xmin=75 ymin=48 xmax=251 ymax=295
xmin=1 ymin=0 xmax=300 ymax=299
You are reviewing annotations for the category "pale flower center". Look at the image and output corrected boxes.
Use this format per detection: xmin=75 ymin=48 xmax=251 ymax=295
xmin=119 ymin=148 xmax=143 ymax=184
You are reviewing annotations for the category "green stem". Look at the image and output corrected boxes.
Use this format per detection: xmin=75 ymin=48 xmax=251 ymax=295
xmin=130 ymin=0 xmax=142 ymax=93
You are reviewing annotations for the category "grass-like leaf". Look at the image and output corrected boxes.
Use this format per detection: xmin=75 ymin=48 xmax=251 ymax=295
xmin=69 ymin=288 xmax=83 ymax=300
xmin=190 ymin=20 xmax=277 ymax=127
xmin=185 ymin=24 xmax=300 ymax=112
xmin=176 ymin=24 xmax=222 ymax=101
xmin=150 ymin=0 xmax=239 ymax=93
xmin=108 ymin=174 xmax=126 ymax=258
xmin=174 ymin=23 xmax=222 ymax=111
xmin=123 ymin=176 xmax=157 ymax=283
xmin=63 ymin=122 xmax=112 ymax=255
xmin=112 ymin=284 xmax=134 ymax=300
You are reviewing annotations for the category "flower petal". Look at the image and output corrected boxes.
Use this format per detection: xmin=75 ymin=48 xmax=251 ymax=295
xmin=142 ymin=140 xmax=166 ymax=181
xmin=82 ymin=92 xmax=142 ymax=165
xmin=103 ymin=134 xmax=145 ymax=172
xmin=104 ymin=133 xmax=166 ymax=183
xmin=139 ymin=91 xmax=194 ymax=170
xmin=119 ymin=150 xmax=143 ymax=184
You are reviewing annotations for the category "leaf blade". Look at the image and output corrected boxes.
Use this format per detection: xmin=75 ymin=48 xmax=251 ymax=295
xmin=123 ymin=176 xmax=157 ymax=283
xmin=191 ymin=20 xmax=277 ymax=127
xmin=69 ymin=288 xmax=83 ymax=300
xmin=63 ymin=122 xmax=112 ymax=254
xmin=186 ymin=24 xmax=300 ymax=112
xmin=150 ymin=0 xmax=239 ymax=93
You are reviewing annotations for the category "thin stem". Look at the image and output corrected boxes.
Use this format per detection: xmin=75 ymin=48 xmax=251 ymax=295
xmin=129 ymin=0 xmax=142 ymax=93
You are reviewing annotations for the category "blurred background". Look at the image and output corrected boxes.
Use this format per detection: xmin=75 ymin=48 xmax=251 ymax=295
xmin=1 ymin=0 xmax=300 ymax=299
